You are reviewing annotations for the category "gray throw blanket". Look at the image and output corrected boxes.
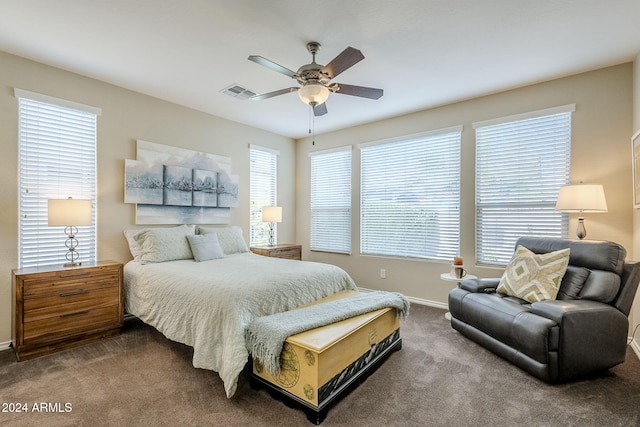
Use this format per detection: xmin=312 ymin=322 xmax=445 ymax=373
xmin=245 ymin=291 xmax=410 ymax=376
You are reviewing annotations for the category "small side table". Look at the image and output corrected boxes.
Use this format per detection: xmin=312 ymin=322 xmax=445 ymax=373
xmin=250 ymin=244 xmax=302 ymax=260
xmin=441 ymin=272 xmax=477 ymax=321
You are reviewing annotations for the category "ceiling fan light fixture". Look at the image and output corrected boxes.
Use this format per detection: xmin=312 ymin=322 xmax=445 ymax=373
xmin=298 ymin=83 xmax=330 ymax=106
xmin=249 ymin=42 xmax=382 ymax=116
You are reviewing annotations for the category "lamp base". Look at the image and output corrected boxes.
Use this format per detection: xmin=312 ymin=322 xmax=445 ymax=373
xmin=267 ymin=222 xmax=276 ymax=247
xmin=63 ymin=226 xmax=82 ymax=266
xmin=63 ymin=261 xmax=83 ymax=268
xmin=575 ymin=217 xmax=587 ymax=240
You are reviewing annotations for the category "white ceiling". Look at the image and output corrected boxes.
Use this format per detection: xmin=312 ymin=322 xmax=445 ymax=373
xmin=1 ymin=0 xmax=640 ymax=139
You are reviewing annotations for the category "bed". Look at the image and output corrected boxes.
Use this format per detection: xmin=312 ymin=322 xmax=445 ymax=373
xmin=123 ymin=225 xmax=357 ymax=398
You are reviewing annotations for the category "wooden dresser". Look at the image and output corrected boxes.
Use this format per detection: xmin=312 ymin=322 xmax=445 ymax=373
xmin=250 ymin=244 xmax=302 ymax=260
xmin=12 ymin=260 xmax=124 ymax=361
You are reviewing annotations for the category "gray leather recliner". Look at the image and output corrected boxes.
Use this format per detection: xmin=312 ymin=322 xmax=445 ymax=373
xmin=448 ymin=237 xmax=640 ymax=383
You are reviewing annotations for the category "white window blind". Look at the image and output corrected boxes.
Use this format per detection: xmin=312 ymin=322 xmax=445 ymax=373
xmin=249 ymin=145 xmax=278 ymax=246
xmin=310 ymin=147 xmax=352 ymax=254
xmin=474 ymin=106 xmax=572 ymax=266
xmin=360 ymin=127 xmax=461 ymax=260
xmin=16 ymin=89 xmax=99 ymax=268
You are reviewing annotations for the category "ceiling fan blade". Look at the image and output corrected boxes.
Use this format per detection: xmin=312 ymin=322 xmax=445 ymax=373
xmin=250 ymin=87 xmax=298 ymax=101
xmin=313 ymin=103 xmax=328 ymax=116
xmin=248 ymin=55 xmax=297 ymax=78
xmin=332 ymin=83 xmax=383 ymax=100
xmin=320 ymin=47 xmax=365 ymax=79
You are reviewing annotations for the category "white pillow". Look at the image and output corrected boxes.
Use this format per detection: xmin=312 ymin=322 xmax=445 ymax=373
xmin=124 ymin=229 xmax=144 ymax=260
xmin=132 ymin=224 xmax=196 ymax=264
xmin=187 ymin=234 xmax=224 ymax=262
xmin=197 ymin=226 xmax=249 ymax=254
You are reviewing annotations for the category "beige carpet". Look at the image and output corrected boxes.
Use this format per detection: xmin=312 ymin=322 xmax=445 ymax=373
xmin=1 ymin=303 xmax=639 ymax=427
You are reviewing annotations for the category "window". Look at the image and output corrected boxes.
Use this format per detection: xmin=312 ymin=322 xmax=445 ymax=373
xmin=249 ymin=145 xmax=278 ymax=246
xmin=16 ymin=89 xmax=99 ymax=268
xmin=310 ymin=147 xmax=352 ymax=254
xmin=474 ymin=105 xmax=573 ymax=266
xmin=360 ymin=127 xmax=462 ymax=260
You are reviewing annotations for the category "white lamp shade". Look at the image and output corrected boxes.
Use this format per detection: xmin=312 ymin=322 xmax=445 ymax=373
xmin=262 ymin=206 xmax=282 ymax=223
xmin=298 ymin=83 xmax=330 ymax=106
xmin=555 ymin=184 xmax=608 ymax=213
xmin=48 ymin=198 xmax=93 ymax=226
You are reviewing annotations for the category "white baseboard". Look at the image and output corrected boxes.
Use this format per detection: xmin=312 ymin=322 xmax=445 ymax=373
xmin=356 ymin=287 xmax=448 ymax=311
xmin=404 ymin=295 xmax=448 ymax=310
xmin=0 ymin=340 xmax=12 ymax=351
xmin=631 ymin=337 xmax=640 ymax=361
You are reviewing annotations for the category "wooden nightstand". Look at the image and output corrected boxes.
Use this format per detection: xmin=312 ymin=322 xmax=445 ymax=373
xmin=12 ymin=260 xmax=124 ymax=361
xmin=250 ymin=244 xmax=302 ymax=260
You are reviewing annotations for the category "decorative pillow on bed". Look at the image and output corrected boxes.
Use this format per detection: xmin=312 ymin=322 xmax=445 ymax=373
xmin=187 ymin=233 xmax=224 ymax=262
xmin=496 ymin=245 xmax=570 ymax=303
xmin=124 ymin=229 xmax=144 ymax=260
xmin=197 ymin=226 xmax=249 ymax=254
xmin=132 ymin=224 xmax=196 ymax=264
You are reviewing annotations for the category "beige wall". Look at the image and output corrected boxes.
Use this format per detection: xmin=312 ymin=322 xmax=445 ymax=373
xmin=296 ymin=64 xmax=634 ymax=309
xmin=632 ymin=52 xmax=640 ymax=347
xmin=0 ymin=51 xmax=296 ymax=345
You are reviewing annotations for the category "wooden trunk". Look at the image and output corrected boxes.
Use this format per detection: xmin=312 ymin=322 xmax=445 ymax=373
xmin=250 ymin=291 xmax=402 ymax=424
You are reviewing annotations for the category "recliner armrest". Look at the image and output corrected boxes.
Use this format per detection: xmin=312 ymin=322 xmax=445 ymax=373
xmin=459 ymin=278 xmax=500 ymax=293
xmin=530 ymin=299 xmax=617 ymax=323
xmin=529 ymin=298 xmax=629 ymax=381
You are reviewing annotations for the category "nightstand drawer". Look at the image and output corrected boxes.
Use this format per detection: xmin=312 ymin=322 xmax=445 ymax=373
xmin=271 ymin=246 xmax=301 ymax=259
xmin=250 ymin=244 xmax=302 ymax=260
xmin=22 ymin=268 xmax=120 ymax=298
xmin=23 ymin=304 xmax=120 ymax=343
xmin=24 ymin=285 xmax=120 ymax=317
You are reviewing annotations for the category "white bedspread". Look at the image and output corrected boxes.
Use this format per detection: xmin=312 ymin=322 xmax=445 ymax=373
xmin=124 ymin=252 xmax=357 ymax=397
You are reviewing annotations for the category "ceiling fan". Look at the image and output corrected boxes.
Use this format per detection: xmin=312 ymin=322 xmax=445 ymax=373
xmin=248 ymin=41 xmax=383 ymax=116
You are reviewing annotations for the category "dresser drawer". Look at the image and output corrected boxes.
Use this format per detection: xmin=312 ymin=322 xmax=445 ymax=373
xmin=271 ymin=247 xmax=301 ymax=259
xmin=23 ymin=304 xmax=121 ymax=343
xmin=251 ymin=244 xmax=302 ymax=260
xmin=22 ymin=268 xmax=120 ymax=298
xmin=24 ymin=285 xmax=120 ymax=318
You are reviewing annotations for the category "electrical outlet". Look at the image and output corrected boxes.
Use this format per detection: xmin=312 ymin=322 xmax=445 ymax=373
xmin=380 ymin=269 xmax=386 ymax=279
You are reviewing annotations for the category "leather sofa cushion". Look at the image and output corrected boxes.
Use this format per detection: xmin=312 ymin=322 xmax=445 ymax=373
xmin=516 ymin=237 xmax=625 ymax=275
xmin=556 ymin=265 xmax=590 ymax=300
xmin=453 ymin=291 xmax=558 ymax=364
xmin=579 ymin=270 xmax=621 ymax=303
xmin=517 ymin=237 xmax=623 ymax=304
xmin=544 ymin=259 xmax=620 ymax=303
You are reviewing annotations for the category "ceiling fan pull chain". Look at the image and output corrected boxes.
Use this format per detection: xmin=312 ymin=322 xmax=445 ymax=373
xmin=308 ymin=104 xmax=316 ymax=145
xmin=312 ymin=105 xmax=316 ymax=145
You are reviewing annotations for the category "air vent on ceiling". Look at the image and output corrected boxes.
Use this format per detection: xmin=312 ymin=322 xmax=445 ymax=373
xmin=220 ymin=84 xmax=257 ymax=100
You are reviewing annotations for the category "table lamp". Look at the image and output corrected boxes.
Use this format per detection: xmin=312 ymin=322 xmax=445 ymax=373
xmin=262 ymin=206 xmax=282 ymax=247
xmin=48 ymin=197 xmax=92 ymax=266
xmin=555 ymin=184 xmax=607 ymax=240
